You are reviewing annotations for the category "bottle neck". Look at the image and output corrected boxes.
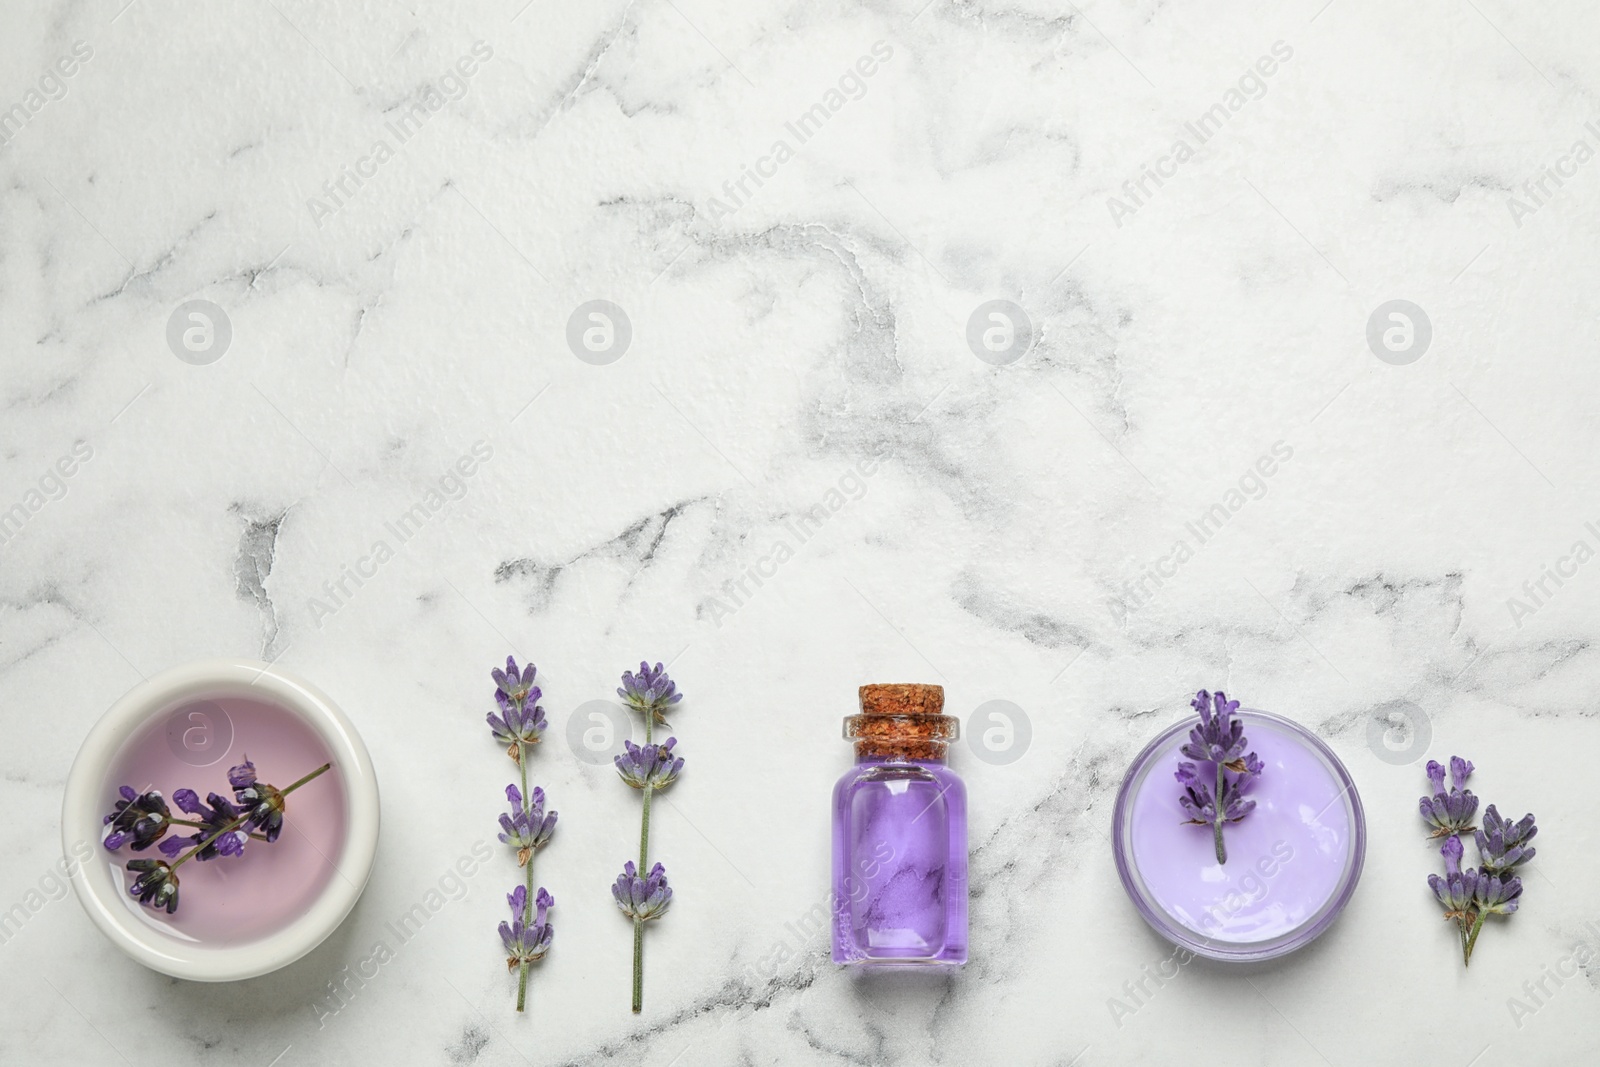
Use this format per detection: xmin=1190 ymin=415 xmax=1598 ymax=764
xmin=854 ymin=745 xmax=948 ymax=765
xmin=844 ymin=712 xmax=958 ymax=763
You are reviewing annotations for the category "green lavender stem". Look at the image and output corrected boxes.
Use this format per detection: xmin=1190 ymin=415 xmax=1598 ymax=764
xmin=633 ymin=713 xmax=654 ymax=1014
xmin=1464 ymin=912 xmax=1486 ymax=967
xmin=169 ymin=762 xmax=330 ymax=872
xmin=1213 ymin=759 xmax=1228 ymax=865
xmin=517 ymin=744 xmax=533 ymax=1013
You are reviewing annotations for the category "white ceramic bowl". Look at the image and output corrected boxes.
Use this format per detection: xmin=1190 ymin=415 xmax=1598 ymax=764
xmin=63 ymin=659 xmax=380 ymax=981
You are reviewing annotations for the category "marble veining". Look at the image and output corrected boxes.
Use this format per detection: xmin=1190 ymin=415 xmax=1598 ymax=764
xmin=3 ymin=0 xmax=1599 ymax=1064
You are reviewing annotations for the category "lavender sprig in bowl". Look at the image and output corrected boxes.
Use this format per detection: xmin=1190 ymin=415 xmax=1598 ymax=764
xmin=102 ymin=758 xmax=331 ymax=916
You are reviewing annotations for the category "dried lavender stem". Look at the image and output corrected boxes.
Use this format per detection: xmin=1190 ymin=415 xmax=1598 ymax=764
xmin=1213 ymin=760 xmax=1227 ymax=865
xmin=517 ymin=744 xmax=533 ymax=1013
xmin=283 ymin=762 xmax=334 ymax=794
xmin=634 ymin=712 xmax=654 ymax=1014
xmin=1463 ymin=912 xmax=1485 ymax=966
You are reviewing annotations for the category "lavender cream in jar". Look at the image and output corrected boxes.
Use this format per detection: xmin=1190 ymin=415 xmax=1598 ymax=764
xmin=1112 ymin=692 xmax=1366 ymax=962
xmin=832 ymin=683 xmax=968 ymax=967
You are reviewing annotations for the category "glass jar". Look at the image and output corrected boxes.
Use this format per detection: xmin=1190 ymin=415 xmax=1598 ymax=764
xmin=1111 ymin=707 xmax=1366 ymax=961
xmin=831 ymin=683 xmax=967 ymax=966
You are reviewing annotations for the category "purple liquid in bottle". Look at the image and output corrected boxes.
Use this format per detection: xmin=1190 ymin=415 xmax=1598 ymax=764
xmin=832 ymin=684 xmax=967 ymax=966
xmin=100 ymin=696 xmax=346 ymax=945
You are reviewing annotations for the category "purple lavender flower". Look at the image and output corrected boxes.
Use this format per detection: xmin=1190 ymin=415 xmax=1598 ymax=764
xmin=1420 ymin=755 xmax=1537 ymax=967
xmin=1427 ymin=834 xmax=1478 ymax=924
xmin=1476 ymin=805 xmax=1537 ymax=874
xmin=1174 ymin=690 xmax=1261 ymax=864
xmin=103 ymin=787 xmax=172 ymax=852
xmin=612 ymin=861 xmax=672 ymax=921
xmin=618 ymin=661 xmax=683 ymax=723
xmin=1419 ymin=756 xmax=1478 ymax=839
xmin=227 ymin=761 xmax=255 ymax=791
xmin=1473 ymin=870 xmax=1522 ymax=916
xmin=498 ymin=784 xmax=558 ymax=866
xmin=126 ymin=859 xmax=179 ymax=913
xmin=488 ymin=656 xmax=547 ymax=762
xmin=228 ymin=759 xmax=288 ymax=843
xmin=499 ymin=885 xmax=555 ymax=970
xmin=158 ymin=789 xmax=248 ymax=861
xmin=493 ymin=657 xmax=540 ymax=704
xmin=1180 ymin=690 xmax=1250 ymax=764
xmin=614 ymin=738 xmax=684 ymax=791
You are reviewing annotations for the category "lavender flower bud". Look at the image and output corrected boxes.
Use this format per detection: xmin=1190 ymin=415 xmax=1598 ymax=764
xmin=488 ymin=656 xmax=548 ymax=761
xmin=499 ymin=886 xmax=555 ymax=968
xmin=498 ymin=784 xmax=557 ymax=866
xmin=1473 ymin=870 xmax=1522 ymax=916
xmin=158 ymin=789 xmax=248 ymax=861
xmin=492 ymin=656 xmax=540 ymax=706
xmin=229 ymin=759 xmax=288 ymax=843
xmin=126 ymin=859 xmax=180 ymax=914
xmin=612 ymin=861 xmax=672 ymax=921
xmin=1418 ymin=755 xmax=1478 ymax=839
xmin=613 ymin=738 xmax=685 ymax=791
xmin=1180 ymin=690 xmax=1249 ymax=763
xmin=617 ymin=662 xmax=683 ymax=723
xmin=1428 ymin=837 xmax=1478 ymax=922
xmin=103 ymin=787 xmax=171 ymax=852
xmin=1476 ymin=804 xmax=1537 ymax=874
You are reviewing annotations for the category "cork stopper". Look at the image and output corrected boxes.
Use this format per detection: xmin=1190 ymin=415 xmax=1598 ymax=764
xmin=858 ymin=683 xmax=945 ymax=717
xmin=845 ymin=683 xmax=958 ymax=761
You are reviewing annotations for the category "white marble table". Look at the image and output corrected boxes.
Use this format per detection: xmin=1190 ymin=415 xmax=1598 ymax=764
xmin=3 ymin=1 xmax=1598 ymax=1063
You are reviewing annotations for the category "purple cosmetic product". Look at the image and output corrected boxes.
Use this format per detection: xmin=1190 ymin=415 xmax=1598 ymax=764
xmin=832 ymin=683 xmax=967 ymax=967
xmin=1113 ymin=706 xmax=1364 ymax=961
xmin=100 ymin=696 xmax=346 ymax=944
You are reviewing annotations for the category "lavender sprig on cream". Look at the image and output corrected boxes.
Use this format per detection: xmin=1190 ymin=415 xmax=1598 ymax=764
xmin=1174 ymin=689 xmax=1262 ymax=865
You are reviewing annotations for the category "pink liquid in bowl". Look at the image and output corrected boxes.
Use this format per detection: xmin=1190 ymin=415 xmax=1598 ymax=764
xmin=99 ymin=696 xmax=346 ymax=945
xmin=1114 ymin=709 xmax=1364 ymax=959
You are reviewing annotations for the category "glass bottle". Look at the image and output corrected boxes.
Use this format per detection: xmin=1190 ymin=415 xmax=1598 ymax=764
xmin=831 ymin=683 xmax=968 ymax=966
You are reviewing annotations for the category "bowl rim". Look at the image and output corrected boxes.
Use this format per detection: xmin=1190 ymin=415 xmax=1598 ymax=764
xmin=1110 ymin=707 xmax=1366 ymax=963
xmin=62 ymin=658 xmax=380 ymax=982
